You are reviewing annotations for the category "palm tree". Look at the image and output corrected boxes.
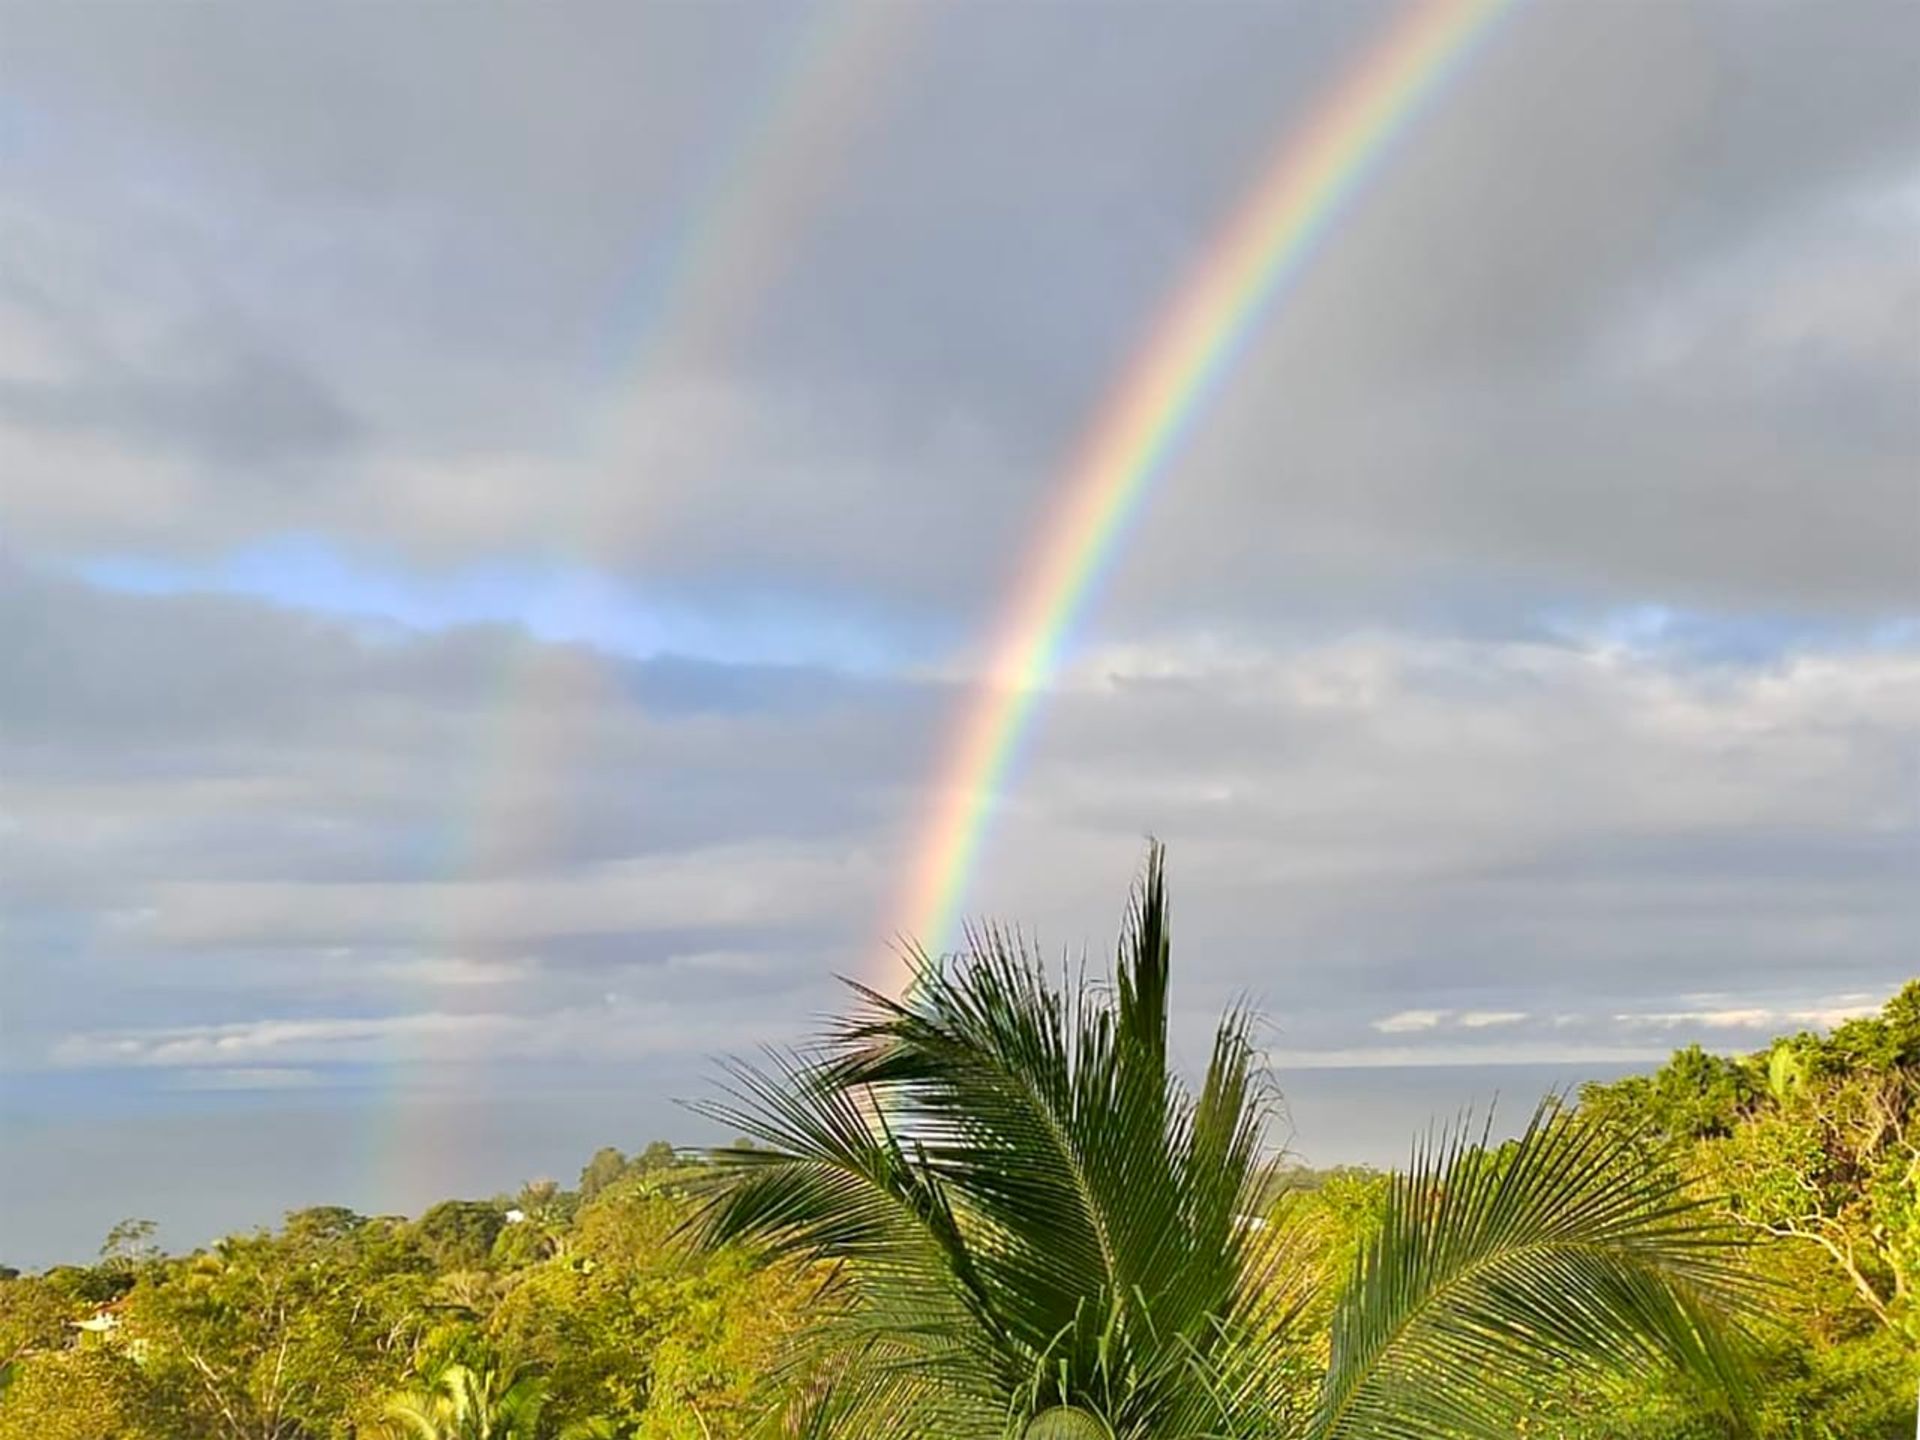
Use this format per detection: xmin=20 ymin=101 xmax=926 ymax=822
xmin=379 ymin=1363 xmax=552 ymax=1440
xmin=694 ymin=846 xmax=1759 ymax=1438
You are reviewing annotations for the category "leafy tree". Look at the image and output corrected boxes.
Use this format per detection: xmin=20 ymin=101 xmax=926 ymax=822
xmin=118 ymin=1216 xmax=432 ymax=1438
xmin=487 ymin=1181 xmax=801 ymax=1436
xmin=490 ymin=1221 xmax=559 ymax=1273
xmin=1579 ymin=1045 xmax=1761 ymax=1143
xmin=0 ymin=1273 xmax=75 ymax=1381
xmin=100 ymin=1217 xmax=163 ymax=1272
xmin=37 ymin=1260 xmax=131 ymax=1305
xmin=579 ymin=1149 xmax=629 ymax=1202
xmin=515 ymin=1180 xmax=568 ymax=1220
xmin=634 ymin=1141 xmax=680 ymax=1174
xmin=0 ymin=1346 xmax=186 ymax=1440
xmin=1575 ymin=981 xmax=1920 ymax=1437
xmin=693 ymin=846 xmax=1759 ymax=1438
xmin=415 ymin=1201 xmax=509 ymax=1272
xmin=283 ymin=1206 xmax=366 ymax=1243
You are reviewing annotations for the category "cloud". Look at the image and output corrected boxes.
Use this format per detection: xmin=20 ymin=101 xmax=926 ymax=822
xmin=0 ymin=1 xmax=1913 ymax=1256
xmin=52 ymin=996 xmax=804 ymax=1070
xmin=1370 ymin=1009 xmax=1530 ymax=1036
xmin=54 ymin=1012 xmax=523 ymax=1068
xmin=1614 ymin=998 xmax=1883 ymax=1031
xmin=1373 ymin=1010 xmax=1447 ymax=1035
xmin=0 ymin=347 xmax=361 ymax=466
xmin=125 ymin=848 xmax=884 ymax=951
xmin=6 ymin=563 xmax=1913 ymax=1082
xmin=0 ymin=3 xmax=1910 ymax=620
xmin=1276 ymin=1042 xmax=1670 ymax=1071
xmin=372 ymin=955 xmax=533 ymax=988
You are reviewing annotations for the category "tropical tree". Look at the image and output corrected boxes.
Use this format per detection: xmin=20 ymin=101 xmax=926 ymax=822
xmin=380 ymin=1362 xmax=553 ymax=1440
xmin=692 ymin=846 xmax=1761 ymax=1438
xmin=119 ymin=1217 xmax=431 ymax=1439
xmin=580 ymin=1149 xmax=630 ymax=1203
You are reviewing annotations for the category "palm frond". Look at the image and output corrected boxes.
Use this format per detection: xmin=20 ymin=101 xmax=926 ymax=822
xmin=1311 ymin=1102 xmax=1759 ymax=1439
xmin=691 ymin=845 xmax=1296 ymax=1435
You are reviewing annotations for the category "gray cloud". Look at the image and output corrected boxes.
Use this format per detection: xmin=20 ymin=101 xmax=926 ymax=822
xmin=0 ymin=1 xmax=1914 ymax=1260
xmin=0 ymin=342 xmax=360 ymax=467
xmin=5 ymin=565 xmax=1911 ymax=1077
xmin=0 ymin=1 xmax=1910 ymax=616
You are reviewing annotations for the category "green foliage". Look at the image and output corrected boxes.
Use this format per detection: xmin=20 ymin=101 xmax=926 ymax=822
xmin=1318 ymin=1109 xmax=1758 ymax=1438
xmin=490 ymin=1220 xmax=559 ymax=1272
xmin=0 ymin=1346 xmax=183 ymax=1440
xmin=579 ymin=1148 xmax=629 ymax=1202
xmin=1579 ymin=1044 xmax=1762 ymax=1142
xmin=117 ymin=1211 xmax=436 ymax=1437
xmin=578 ymin=1142 xmax=683 ymax=1203
xmin=380 ymin=1362 xmax=552 ymax=1440
xmin=1571 ymin=979 xmax=1920 ymax=1438
xmin=635 ymin=1141 xmax=679 ymax=1174
xmin=1023 ymin=1408 xmax=1112 ymax=1439
xmin=37 ymin=1260 xmax=132 ymax=1305
xmin=0 ymin=1181 xmax=786 ymax=1440
xmin=485 ymin=1181 xmax=801 ymax=1436
xmin=99 ymin=1217 xmax=162 ymax=1272
xmin=415 ymin=1201 xmax=511 ymax=1272
xmin=0 ymin=1275 xmax=76 ymax=1374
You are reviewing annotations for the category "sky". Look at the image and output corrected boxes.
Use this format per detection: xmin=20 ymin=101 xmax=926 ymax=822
xmin=1 ymin=0 xmax=1916 ymax=1266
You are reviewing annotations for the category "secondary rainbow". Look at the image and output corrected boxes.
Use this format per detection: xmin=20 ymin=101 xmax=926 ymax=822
xmin=372 ymin=1 xmax=916 ymax=1204
xmin=884 ymin=0 xmax=1519 ymax=982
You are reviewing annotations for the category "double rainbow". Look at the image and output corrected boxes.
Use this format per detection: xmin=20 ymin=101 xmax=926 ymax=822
xmin=885 ymin=0 xmax=1518 ymax=982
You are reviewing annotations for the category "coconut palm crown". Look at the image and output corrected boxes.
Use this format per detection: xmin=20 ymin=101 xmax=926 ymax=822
xmin=693 ymin=846 xmax=1758 ymax=1438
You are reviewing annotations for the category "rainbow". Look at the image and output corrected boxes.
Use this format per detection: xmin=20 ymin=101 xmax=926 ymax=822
xmin=884 ymin=0 xmax=1519 ymax=981
xmin=374 ymin=2 xmax=917 ymax=1206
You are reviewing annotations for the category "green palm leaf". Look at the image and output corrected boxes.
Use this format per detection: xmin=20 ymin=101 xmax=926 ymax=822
xmin=1311 ymin=1104 xmax=1759 ymax=1439
xmin=379 ymin=1363 xmax=552 ymax=1440
xmin=1024 ymin=1406 xmax=1113 ymax=1439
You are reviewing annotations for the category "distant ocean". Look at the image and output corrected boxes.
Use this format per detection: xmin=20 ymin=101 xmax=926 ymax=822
xmin=5 ymin=1060 xmax=1644 ymax=1269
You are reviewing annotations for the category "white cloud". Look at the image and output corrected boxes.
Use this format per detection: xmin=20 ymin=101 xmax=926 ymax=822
xmin=372 ymin=954 xmax=534 ymax=987
xmin=1276 ymin=1043 xmax=1669 ymax=1071
xmin=52 ymin=1012 xmax=520 ymax=1068
xmin=1365 ymin=1008 xmax=1528 ymax=1038
xmin=50 ymin=995 xmax=812 ymax=1071
xmin=1373 ymin=1010 xmax=1447 ymax=1035
xmin=1614 ymin=998 xmax=1883 ymax=1031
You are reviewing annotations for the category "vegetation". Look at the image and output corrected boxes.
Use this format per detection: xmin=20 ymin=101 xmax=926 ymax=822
xmin=1570 ymin=981 xmax=1920 ymax=1438
xmin=1 ymin=852 xmax=1912 ymax=1436
xmin=690 ymin=847 xmax=1757 ymax=1437
xmin=0 ymin=1171 xmax=805 ymax=1439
